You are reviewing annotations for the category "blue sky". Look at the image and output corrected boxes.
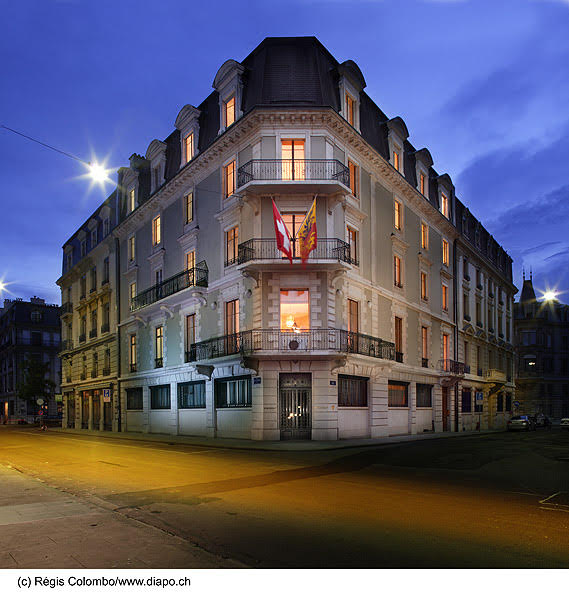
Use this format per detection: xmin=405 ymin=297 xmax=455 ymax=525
xmin=1 ymin=0 xmax=568 ymax=304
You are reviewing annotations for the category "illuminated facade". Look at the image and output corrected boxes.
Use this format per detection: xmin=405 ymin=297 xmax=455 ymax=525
xmin=59 ymin=37 xmax=515 ymax=439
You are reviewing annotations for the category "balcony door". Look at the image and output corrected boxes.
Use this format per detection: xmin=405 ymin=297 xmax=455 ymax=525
xmin=281 ymin=139 xmax=305 ymax=180
xmin=282 ymin=212 xmax=306 ymax=258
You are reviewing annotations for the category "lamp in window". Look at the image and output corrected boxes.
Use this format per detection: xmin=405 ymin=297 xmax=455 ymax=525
xmin=285 ymin=315 xmax=300 ymax=334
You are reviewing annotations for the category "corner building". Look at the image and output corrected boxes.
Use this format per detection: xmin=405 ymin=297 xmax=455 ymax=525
xmin=69 ymin=37 xmax=516 ymax=440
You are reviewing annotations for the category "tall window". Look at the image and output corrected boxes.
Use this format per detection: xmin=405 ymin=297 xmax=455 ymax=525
xmin=338 ymin=375 xmax=368 ymax=407
xmin=394 ymin=255 xmax=402 ymax=287
xmin=129 ymin=188 xmax=136 ymax=213
xmin=185 ymin=132 xmax=194 ymax=163
xmin=185 ymin=192 xmax=193 ymax=224
xmin=348 ymin=299 xmax=359 ymax=333
xmin=155 ymin=326 xmax=164 ymax=366
xmin=463 ymin=293 xmax=470 ymax=319
xmin=224 ymin=96 xmax=235 ymax=128
xmin=442 ymin=283 xmax=448 ymax=312
xmin=393 ymin=146 xmax=401 ymax=172
xmin=178 ymin=381 xmax=206 ymax=409
xmin=225 ymin=226 xmax=238 ymax=266
xmin=152 ymin=215 xmax=161 ymax=246
xmin=421 ymin=223 xmax=428 ymax=249
xmin=420 ymin=172 xmax=426 ymax=195
xmin=348 ymin=160 xmax=359 ymax=197
xmin=103 ymin=257 xmax=109 ymax=284
xmin=92 ymin=352 xmax=98 ymax=377
xmin=103 ymin=218 xmax=110 ymax=237
xmin=90 ymin=266 xmax=97 ymax=292
xmin=280 ymin=290 xmax=309 ymax=331
xmin=421 ymin=272 xmax=428 ymax=301
xmin=102 ymin=303 xmax=109 ymax=330
xmin=225 ymin=299 xmax=239 ymax=335
xmin=129 ymin=334 xmax=137 ymax=371
xmin=442 ymin=239 xmax=449 ymax=266
xmin=80 ymin=239 xmax=87 ymax=257
xmin=150 ymin=385 xmax=170 ymax=409
xmin=443 ymin=333 xmax=450 ymax=362
xmin=129 ymin=282 xmax=137 ymax=309
xmin=421 ymin=326 xmax=428 ymax=365
xmin=388 ymin=381 xmax=408 ymax=407
xmin=394 ymin=200 xmax=402 ymax=230
xmin=186 ymin=250 xmax=195 ymax=272
xmin=441 ymin=192 xmax=450 ymax=218
xmin=128 ymin=235 xmax=135 ymax=262
xmin=464 ymin=341 xmax=470 ymax=368
xmin=91 ymin=229 xmax=97 ymax=248
xmin=347 ymin=226 xmax=358 ymax=263
xmin=345 ymin=93 xmax=355 ymax=126
xmin=281 ymin=139 xmax=305 ymax=180
xmin=394 ymin=316 xmax=403 ymax=359
xmin=461 ymin=389 xmax=472 ymax=413
xmin=186 ymin=313 xmax=196 ymax=349
xmin=224 ymin=160 xmax=236 ymax=198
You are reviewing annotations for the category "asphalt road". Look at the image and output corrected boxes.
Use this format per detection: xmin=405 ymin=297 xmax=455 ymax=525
xmin=1 ymin=426 xmax=568 ymax=568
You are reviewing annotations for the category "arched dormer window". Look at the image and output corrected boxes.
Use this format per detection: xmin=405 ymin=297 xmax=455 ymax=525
xmin=146 ymin=140 xmax=167 ymax=194
xmin=175 ymin=104 xmax=201 ymax=168
xmin=337 ymin=60 xmax=366 ymax=132
xmin=413 ymin=148 xmax=433 ymax=198
xmin=436 ymin=174 xmax=454 ymax=221
xmin=387 ymin=117 xmax=409 ymax=174
xmin=213 ymin=59 xmax=245 ymax=135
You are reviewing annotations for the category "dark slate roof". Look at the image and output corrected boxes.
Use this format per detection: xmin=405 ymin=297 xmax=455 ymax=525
xmin=520 ymin=279 xmax=537 ymax=303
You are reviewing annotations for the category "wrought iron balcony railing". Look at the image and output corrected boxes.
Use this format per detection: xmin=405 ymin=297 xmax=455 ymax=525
xmin=60 ymin=339 xmax=73 ymax=352
xmin=78 ymin=334 xmax=86 ymax=343
xmin=60 ymin=302 xmax=73 ymax=316
xmin=188 ymin=328 xmax=395 ymax=362
xmin=89 ymin=329 xmax=98 ymax=339
xmin=101 ymin=323 xmax=110 ymax=334
xmin=155 ymin=357 xmax=163 ymax=368
xmin=131 ymin=263 xmax=208 ymax=312
xmin=237 ymin=159 xmax=350 ymax=188
xmin=422 ymin=358 xmax=429 ymax=368
xmin=438 ymin=359 xmax=469 ymax=375
xmin=237 ymin=238 xmax=357 ymax=266
xmin=395 ymin=351 xmax=404 ymax=363
xmin=129 ymin=363 xmax=137 ymax=373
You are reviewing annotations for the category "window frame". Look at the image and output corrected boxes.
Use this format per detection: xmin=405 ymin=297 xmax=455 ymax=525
xmin=178 ymin=380 xmax=206 ymax=409
xmin=338 ymin=374 xmax=368 ymax=408
xmin=152 ymin=215 xmax=162 ymax=247
xmin=224 ymin=159 xmax=236 ymax=198
xmin=184 ymin=192 xmax=194 ymax=224
xmin=150 ymin=384 xmax=171 ymax=410
xmin=126 ymin=387 xmax=143 ymax=410
xmin=416 ymin=383 xmax=433 ymax=408
xmin=225 ymin=225 xmax=239 ymax=266
xmin=388 ymin=381 xmax=409 ymax=408
xmin=215 ymin=375 xmax=252 ymax=409
xmin=394 ymin=199 xmax=403 ymax=231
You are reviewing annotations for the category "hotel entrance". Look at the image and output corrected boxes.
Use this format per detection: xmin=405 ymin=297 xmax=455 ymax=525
xmin=279 ymin=373 xmax=312 ymax=440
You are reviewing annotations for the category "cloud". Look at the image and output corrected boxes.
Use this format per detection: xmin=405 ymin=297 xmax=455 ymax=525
xmin=544 ymin=249 xmax=569 ymax=261
xmin=521 ymin=241 xmax=561 ymax=256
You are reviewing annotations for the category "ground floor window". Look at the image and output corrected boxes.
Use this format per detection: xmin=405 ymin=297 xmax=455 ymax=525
xmin=126 ymin=387 xmax=143 ymax=410
xmin=338 ymin=374 xmax=368 ymax=407
xmin=388 ymin=381 xmax=408 ymax=407
xmin=416 ymin=383 xmax=432 ymax=408
xmin=178 ymin=381 xmax=206 ymax=409
xmin=150 ymin=385 xmax=171 ymax=410
xmin=461 ymin=389 xmax=472 ymax=413
xmin=215 ymin=375 xmax=251 ymax=408
xmin=505 ymin=393 xmax=512 ymax=412
xmin=496 ymin=393 xmax=504 ymax=412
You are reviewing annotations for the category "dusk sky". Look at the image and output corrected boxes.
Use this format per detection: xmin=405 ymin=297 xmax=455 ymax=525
xmin=1 ymin=0 xmax=568 ymax=305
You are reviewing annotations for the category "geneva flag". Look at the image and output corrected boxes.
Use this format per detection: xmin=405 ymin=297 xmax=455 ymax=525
xmin=272 ymin=199 xmax=293 ymax=264
xmin=297 ymin=197 xmax=317 ymax=264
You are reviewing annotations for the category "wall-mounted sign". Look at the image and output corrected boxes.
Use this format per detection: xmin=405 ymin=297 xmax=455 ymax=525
xmin=253 ymin=377 xmax=262 ymax=385
xmin=330 ymin=380 xmax=336 ymax=386
xmin=103 ymin=388 xmax=111 ymax=403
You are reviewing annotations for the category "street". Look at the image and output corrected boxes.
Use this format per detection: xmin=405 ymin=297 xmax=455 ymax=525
xmin=0 ymin=426 xmax=568 ymax=568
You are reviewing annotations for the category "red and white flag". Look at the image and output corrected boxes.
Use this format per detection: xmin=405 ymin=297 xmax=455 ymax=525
xmin=272 ymin=199 xmax=293 ymax=264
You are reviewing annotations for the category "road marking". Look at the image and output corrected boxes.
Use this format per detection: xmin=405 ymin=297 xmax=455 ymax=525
xmin=539 ymin=492 xmax=561 ymax=504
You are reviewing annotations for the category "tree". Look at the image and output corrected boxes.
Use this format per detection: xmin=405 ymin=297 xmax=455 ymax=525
xmin=17 ymin=358 xmax=55 ymax=413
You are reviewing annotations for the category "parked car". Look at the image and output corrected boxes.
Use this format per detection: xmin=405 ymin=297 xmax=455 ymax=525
xmin=560 ymin=417 xmax=569 ymax=430
xmin=507 ymin=415 xmax=536 ymax=431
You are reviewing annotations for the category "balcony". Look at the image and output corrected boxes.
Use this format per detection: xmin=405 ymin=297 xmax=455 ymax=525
xmin=395 ymin=351 xmax=404 ymax=363
xmin=422 ymin=358 xmax=429 ymax=368
xmin=188 ymin=328 xmax=395 ymax=362
xmin=131 ymin=263 xmax=208 ymax=312
xmin=80 ymin=372 xmax=86 ymax=381
xmin=102 ymin=367 xmax=110 ymax=376
xmin=78 ymin=334 xmax=86 ymax=343
xmin=129 ymin=363 xmax=137 ymax=373
xmin=438 ymin=359 xmax=469 ymax=375
xmin=485 ymin=369 xmax=507 ymax=383
xmin=155 ymin=357 xmax=163 ymax=368
xmin=89 ymin=329 xmax=98 ymax=339
xmin=237 ymin=159 xmax=350 ymax=195
xmin=60 ymin=339 xmax=73 ymax=352
xmin=91 ymin=370 xmax=98 ymax=379
xmin=236 ymin=238 xmax=357 ymax=269
xmin=100 ymin=323 xmax=110 ymax=334
xmin=60 ymin=302 xmax=73 ymax=317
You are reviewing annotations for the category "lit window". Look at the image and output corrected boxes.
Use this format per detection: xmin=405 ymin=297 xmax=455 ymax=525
xmin=225 ymin=226 xmax=238 ymax=266
xmin=443 ymin=334 xmax=450 ymax=361
xmin=129 ymin=334 xmax=137 ymax=368
xmin=441 ymin=192 xmax=450 ymax=218
xmin=442 ymin=284 xmax=448 ymax=311
xmin=186 ymin=313 xmax=196 ymax=348
xmin=224 ymin=96 xmax=235 ymax=128
xmin=155 ymin=326 xmax=163 ymax=359
xmin=224 ymin=160 xmax=236 ymax=198
xmin=347 ymin=226 xmax=358 ymax=263
xmin=421 ymin=326 xmax=428 ymax=361
xmin=348 ymin=299 xmax=359 ymax=333
xmin=345 ymin=93 xmax=355 ymax=126
xmin=281 ymin=139 xmax=305 ymax=180
xmin=348 ymin=160 xmax=358 ymax=197
xmin=152 ymin=215 xmax=161 ymax=246
xmin=225 ymin=299 xmax=239 ymax=335
xmin=394 ymin=255 xmax=402 ymax=287
xmin=394 ymin=200 xmax=402 ymax=230
xmin=442 ymin=239 xmax=449 ymax=266
xmin=421 ymin=223 xmax=428 ymax=250
xmin=280 ymin=290 xmax=309 ymax=331
xmin=186 ymin=250 xmax=195 ymax=272
xmin=394 ymin=316 xmax=403 ymax=355
xmin=128 ymin=236 xmax=135 ymax=262
xmin=185 ymin=133 xmax=194 ymax=163
xmin=393 ymin=146 xmax=401 ymax=172
xmin=338 ymin=375 xmax=368 ymax=408
xmin=129 ymin=188 xmax=136 ymax=213
xmin=420 ymin=172 xmax=426 ymax=195
xmin=421 ymin=272 xmax=428 ymax=301
xmin=184 ymin=192 xmax=193 ymax=224
xmin=388 ymin=381 xmax=408 ymax=407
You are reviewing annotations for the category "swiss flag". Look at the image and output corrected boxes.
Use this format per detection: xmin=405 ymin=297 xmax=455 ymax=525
xmin=272 ymin=199 xmax=293 ymax=264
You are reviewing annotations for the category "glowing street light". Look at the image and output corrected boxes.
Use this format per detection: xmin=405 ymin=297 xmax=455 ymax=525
xmin=543 ymin=291 xmax=558 ymax=301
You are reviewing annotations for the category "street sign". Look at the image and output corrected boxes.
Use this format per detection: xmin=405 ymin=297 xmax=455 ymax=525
xmin=476 ymin=392 xmax=484 ymax=401
xmin=36 ymin=398 xmax=44 ymax=405
xmin=513 ymin=400 xmax=520 ymax=407
xmin=253 ymin=377 xmax=261 ymax=385
xmin=103 ymin=389 xmax=111 ymax=403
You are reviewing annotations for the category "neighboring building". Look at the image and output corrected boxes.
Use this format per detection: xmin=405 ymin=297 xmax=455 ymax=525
xmin=0 ymin=297 xmax=61 ymax=423
xmin=57 ymin=193 xmax=119 ymax=431
xmin=454 ymin=202 xmax=516 ymax=430
xmin=514 ymin=275 xmax=569 ymax=419
xmin=60 ymin=36 xmax=515 ymax=440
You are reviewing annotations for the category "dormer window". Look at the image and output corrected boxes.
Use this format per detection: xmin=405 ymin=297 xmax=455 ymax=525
xmin=441 ymin=192 xmax=450 ymax=218
xmin=175 ymin=105 xmax=201 ymax=168
xmin=128 ymin=188 xmax=136 ymax=213
xmin=337 ymin=60 xmax=365 ymax=132
xmin=345 ymin=93 xmax=355 ymax=126
xmin=80 ymin=239 xmax=87 ymax=258
xmin=392 ymin=145 xmax=402 ymax=172
xmin=224 ymin=96 xmax=236 ymax=128
xmin=420 ymin=172 xmax=426 ymax=195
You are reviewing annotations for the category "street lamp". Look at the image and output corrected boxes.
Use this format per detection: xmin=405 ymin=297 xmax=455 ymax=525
xmin=543 ymin=291 xmax=557 ymax=302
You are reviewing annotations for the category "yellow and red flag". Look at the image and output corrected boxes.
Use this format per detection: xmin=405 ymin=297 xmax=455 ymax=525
xmin=297 ymin=197 xmax=317 ymax=263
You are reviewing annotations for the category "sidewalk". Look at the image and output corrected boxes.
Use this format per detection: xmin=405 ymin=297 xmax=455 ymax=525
xmin=0 ymin=464 xmax=242 ymax=569
xmin=46 ymin=425 xmax=505 ymax=451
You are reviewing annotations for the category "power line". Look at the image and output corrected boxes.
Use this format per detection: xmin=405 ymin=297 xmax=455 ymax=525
xmin=0 ymin=124 xmax=90 ymax=166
